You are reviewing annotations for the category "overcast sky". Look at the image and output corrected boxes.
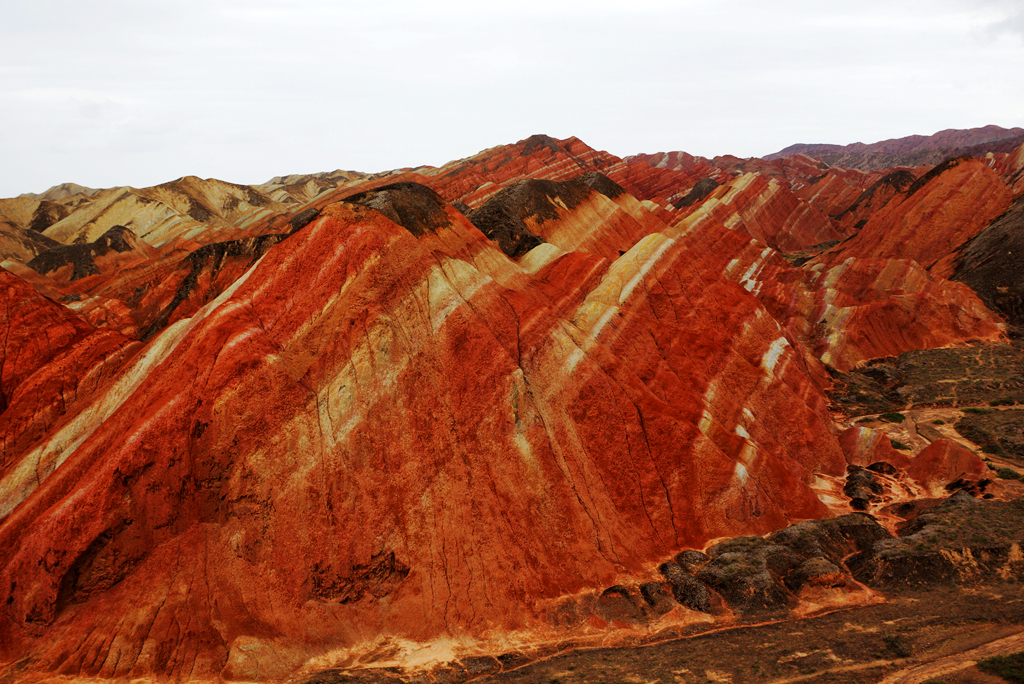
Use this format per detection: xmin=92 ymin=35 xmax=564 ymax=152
xmin=2 ymin=0 xmax=1023 ymax=197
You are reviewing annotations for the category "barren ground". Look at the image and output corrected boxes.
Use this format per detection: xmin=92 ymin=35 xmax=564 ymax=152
xmin=472 ymin=581 xmax=1024 ymax=684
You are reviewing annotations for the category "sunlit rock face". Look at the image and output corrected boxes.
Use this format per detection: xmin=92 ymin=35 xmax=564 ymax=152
xmin=0 ymin=191 xmax=845 ymax=680
xmin=675 ymin=172 xmax=845 ymax=253
xmin=814 ymin=157 xmax=1012 ymax=274
xmin=0 ymin=132 xmax=1020 ymax=682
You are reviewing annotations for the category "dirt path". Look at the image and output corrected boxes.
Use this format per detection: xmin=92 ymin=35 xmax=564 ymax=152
xmin=471 ymin=583 xmax=1024 ymax=684
xmin=877 ymin=630 xmax=1024 ymax=684
xmin=768 ymin=659 xmax=896 ymax=683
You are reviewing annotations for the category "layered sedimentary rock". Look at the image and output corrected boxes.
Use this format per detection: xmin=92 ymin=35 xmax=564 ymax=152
xmin=466 ymin=175 xmax=666 ymax=261
xmin=677 ymin=173 xmax=844 ymax=252
xmin=27 ymin=225 xmax=154 ymax=282
xmin=0 ymin=270 xmax=138 ymax=483
xmin=40 ymin=176 xmax=286 ymax=249
xmin=606 ymin=151 xmax=722 ymax=205
xmin=787 ymin=167 xmax=884 ymax=218
xmin=829 ymin=169 xmax=917 ymax=233
xmin=16 ymin=183 xmax=99 ymax=202
xmin=985 ymin=141 xmax=1024 ymax=198
xmin=815 ymin=157 xmax=1012 ymax=274
xmin=256 ymin=170 xmax=368 ymax=204
xmin=418 ymin=134 xmax=620 ymax=208
xmin=0 ymin=181 xmax=852 ymax=680
xmin=767 ymin=125 xmax=1024 ymax=171
xmin=0 ymin=130 xmax=1020 ymax=683
xmin=670 ymin=206 xmax=1004 ymax=371
xmin=838 ymin=427 xmax=910 ymax=469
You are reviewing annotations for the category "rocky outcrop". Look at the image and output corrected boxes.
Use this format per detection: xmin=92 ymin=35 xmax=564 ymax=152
xmin=655 ymin=513 xmax=890 ymax=615
xmin=27 ymin=225 xmax=150 ymax=281
xmin=849 ymin=493 xmax=1024 ymax=587
xmin=343 ymin=182 xmax=453 ymax=238
xmin=905 ymin=440 xmax=989 ymax=497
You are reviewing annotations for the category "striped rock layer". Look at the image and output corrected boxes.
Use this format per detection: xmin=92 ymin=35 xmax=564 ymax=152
xmin=0 ymin=132 xmax=1019 ymax=682
xmin=2 ymin=189 xmax=845 ymax=680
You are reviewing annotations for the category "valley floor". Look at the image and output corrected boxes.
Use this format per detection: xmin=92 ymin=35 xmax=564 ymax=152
xmin=472 ymin=580 xmax=1024 ymax=684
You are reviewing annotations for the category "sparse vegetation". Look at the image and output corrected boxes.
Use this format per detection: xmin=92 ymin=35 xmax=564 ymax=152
xmin=955 ymin=408 xmax=1024 ymax=459
xmin=977 ymin=650 xmax=1024 ymax=683
xmin=997 ymin=468 xmax=1024 ymax=481
xmin=933 ymin=419 xmax=945 ymax=425
xmin=829 ymin=343 xmax=1024 ymax=416
xmin=880 ymin=411 xmax=906 ymax=423
xmin=991 ymin=398 xmax=1017 ymax=407
xmin=891 ymin=440 xmax=912 ymax=451
xmin=856 ymin=416 xmax=875 ymax=423
xmin=964 ymin=407 xmax=996 ymax=415
xmin=884 ymin=633 xmax=912 ymax=658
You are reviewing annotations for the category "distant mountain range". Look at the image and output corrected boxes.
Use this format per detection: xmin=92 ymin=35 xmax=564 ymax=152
xmin=766 ymin=124 xmax=1024 ymax=171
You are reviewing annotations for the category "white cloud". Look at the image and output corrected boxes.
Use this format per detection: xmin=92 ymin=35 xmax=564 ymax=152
xmin=1 ymin=0 xmax=1022 ymax=196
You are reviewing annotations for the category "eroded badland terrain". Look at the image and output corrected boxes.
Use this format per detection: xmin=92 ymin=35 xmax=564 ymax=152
xmin=2 ymin=125 xmax=1024 ymax=683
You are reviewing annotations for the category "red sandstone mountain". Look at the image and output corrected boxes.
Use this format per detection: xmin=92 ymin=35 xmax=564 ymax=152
xmin=814 ymin=156 xmax=1012 ymax=274
xmin=0 ymin=131 xmax=1020 ymax=683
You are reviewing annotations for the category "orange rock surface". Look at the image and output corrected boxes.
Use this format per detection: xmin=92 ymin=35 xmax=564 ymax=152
xmin=815 ymin=158 xmax=1012 ymax=274
xmin=0 ymin=185 xmax=850 ymax=680
xmin=0 ymin=131 xmax=1019 ymax=683
xmin=838 ymin=427 xmax=911 ymax=470
xmin=905 ymin=440 xmax=989 ymax=496
xmin=677 ymin=172 xmax=845 ymax=252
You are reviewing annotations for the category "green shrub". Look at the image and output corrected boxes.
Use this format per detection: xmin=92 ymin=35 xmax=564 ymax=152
xmin=856 ymin=416 xmax=875 ymax=423
xmin=932 ymin=419 xmax=945 ymax=425
xmin=977 ymin=650 xmax=1024 ymax=683
xmin=990 ymin=398 xmax=1016 ymax=407
xmin=890 ymin=440 xmax=912 ymax=451
xmin=963 ymin=407 xmax=995 ymax=415
xmin=879 ymin=411 xmax=906 ymax=423
xmin=996 ymin=467 xmax=1024 ymax=481
xmin=883 ymin=634 xmax=911 ymax=658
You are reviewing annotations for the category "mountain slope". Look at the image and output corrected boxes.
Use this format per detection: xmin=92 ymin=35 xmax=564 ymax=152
xmin=767 ymin=125 xmax=1024 ymax=171
xmin=0 ymin=131 xmax=1020 ymax=683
